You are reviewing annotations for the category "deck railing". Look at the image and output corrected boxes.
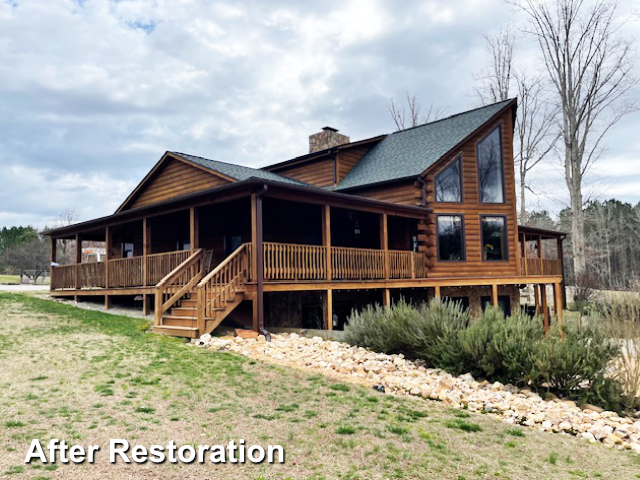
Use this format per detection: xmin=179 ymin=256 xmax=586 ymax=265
xmin=520 ymin=258 xmax=563 ymax=277
xmin=264 ymin=242 xmax=427 ymax=281
xmin=197 ymin=243 xmax=252 ymax=331
xmin=51 ymin=250 xmax=192 ymax=290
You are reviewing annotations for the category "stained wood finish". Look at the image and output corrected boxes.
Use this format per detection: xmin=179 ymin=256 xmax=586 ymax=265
xmin=51 ymin=250 xmax=191 ymax=290
xmin=127 ymin=158 xmax=230 ymax=210
xmin=424 ymin=108 xmax=519 ymax=279
xmin=272 ymin=157 xmax=336 ymax=187
xmin=350 ymin=180 xmax=423 ymax=207
xmin=262 ymin=242 xmax=426 ymax=282
xmin=154 ymin=249 xmax=204 ymax=326
xmin=337 ymin=144 xmax=373 ymax=183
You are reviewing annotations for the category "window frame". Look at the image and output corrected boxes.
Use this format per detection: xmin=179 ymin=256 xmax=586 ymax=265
xmin=436 ymin=214 xmax=466 ymax=262
xmin=476 ymin=124 xmax=506 ymax=204
xmin=480 ymin=215 xmax=509 ymax=262
xmin=434 ymin=154 xmax=463 ymax=203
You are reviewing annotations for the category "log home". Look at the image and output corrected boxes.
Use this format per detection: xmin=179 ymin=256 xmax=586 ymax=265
xmin=44 ymin=98 xmax=566 ymax=338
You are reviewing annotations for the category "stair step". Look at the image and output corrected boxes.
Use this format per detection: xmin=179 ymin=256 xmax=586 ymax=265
xmin=162 ymin=317 xmax=197 ymax=327
xmin=180 ymin=300 xmax=198 ymax=308
xmin=171 ymin=307 xmax=198 ymax=317
xmin=153 ymin=325 xmax=199 ymax=338
xmin=163 ymin=314 xmax=196 ymax=322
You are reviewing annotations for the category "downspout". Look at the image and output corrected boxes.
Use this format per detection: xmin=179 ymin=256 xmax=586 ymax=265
xmin=255 ymin=185 xmax=270 ymax=340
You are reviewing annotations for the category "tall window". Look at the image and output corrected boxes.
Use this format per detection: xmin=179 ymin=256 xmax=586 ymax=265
xmin=481 ymin=216 xmax=507 ymax=261
xmin=435 ymin=155 xmax=462 ymax=202
xmin=437 ymin=215 xmax=465 ymax=261
xmin=477 ymin=126 xmax=505 ymax=203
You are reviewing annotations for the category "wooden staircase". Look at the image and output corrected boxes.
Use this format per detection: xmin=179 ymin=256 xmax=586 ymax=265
xmin=153 ymin=289 xmax=245 ymax=338
xmin=152 ymin=244 xmax=252 ymax=339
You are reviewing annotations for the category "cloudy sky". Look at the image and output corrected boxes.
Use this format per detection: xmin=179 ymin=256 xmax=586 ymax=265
xmin=0 ymin=0 xmax=639 ymax=229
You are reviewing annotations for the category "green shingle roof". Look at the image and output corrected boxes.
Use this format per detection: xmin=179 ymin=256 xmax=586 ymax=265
xmin=334 ymin=99 xmax=515 ymax=191
xmin=171 ymin=152 xmax=310 ymax=187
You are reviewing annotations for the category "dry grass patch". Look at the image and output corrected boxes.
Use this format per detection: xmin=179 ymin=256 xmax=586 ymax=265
xmin=0 ymin=292 xmax=640 ymax=479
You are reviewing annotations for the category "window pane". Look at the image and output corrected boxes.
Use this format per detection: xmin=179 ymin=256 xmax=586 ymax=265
xmin=482 ymin=216 xmax=507 ymax=261
xmin=435 ymin=156 xmax=462 ymax=202
xmin=437 ymin=215 xmax=464 ymax=261
xmin=477 ymin=127 xmax=504 ymax=203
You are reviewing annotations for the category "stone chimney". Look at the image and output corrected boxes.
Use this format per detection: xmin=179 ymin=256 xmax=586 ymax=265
xmin=309 ymin=127 xmax=350 ymax=153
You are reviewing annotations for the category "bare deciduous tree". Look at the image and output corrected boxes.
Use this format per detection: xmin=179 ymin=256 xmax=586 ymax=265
xmin=389 ymin=92 xmax=447 ymax=131
xmin=55 ymin=208 xmax=79 ymax=264
xmin=514 ymin=71 xmax=559 ymax=222
xmin=510 ymin=0 xmax=638 ymax=275
xmin=473 ymin=25 xmax=516 ymax=104
xmin=474 ymin=26 xmax=558 ymax=222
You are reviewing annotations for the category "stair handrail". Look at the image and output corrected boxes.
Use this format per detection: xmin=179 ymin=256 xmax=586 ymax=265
xmin=154 ymin=249 xmax=204 ymax=326
xmin=196 ymin=243 xmax=251 ymax=332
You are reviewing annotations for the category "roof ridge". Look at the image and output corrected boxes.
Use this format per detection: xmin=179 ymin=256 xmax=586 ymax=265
xmin=390 ymin=98 xmax=516 ymax=135
xmin=171 ymin=151 xmax=263 ymax=172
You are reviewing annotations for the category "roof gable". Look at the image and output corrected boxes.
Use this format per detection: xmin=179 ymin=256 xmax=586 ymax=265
xmin=116 ymin=152 xmax=313 ymax=213
xmin=335 ymin=99 xmax=516 ymax=191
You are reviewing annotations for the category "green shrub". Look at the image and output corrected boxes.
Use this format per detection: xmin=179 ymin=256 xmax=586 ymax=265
xmin=345 ymin=300 xmax=620 ymax=408
xmin=532 ymin=322 xmax=619 ymax=396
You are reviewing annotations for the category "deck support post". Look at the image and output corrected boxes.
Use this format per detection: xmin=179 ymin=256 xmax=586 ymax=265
xmin=491 ymin=284 xmax=499 ymax=307
xmin=434 ymin=285 xmax=441 ymax=303
xmin=381 ymin=213 xmax=389 ymax=279
xmin=322 ymin=205 xmax=332 ymax=281
xmin=554 ymin=281 xmax=565 ymax=340
xmin=382 ymin=288 xmax=391 ymax=307
xmin=534 ymin=284 xmax=540 ymax=316
xmin=323 ymin=289 xmax=333 ymax=330
xmin=251 ymin=190 xmax=265 ymax=332
xmin=74 ymin=233 xmax=82 ymax=302
xmin=541 ymin=284 xmax=549 ymax=336
xmin=190 ymin=207 xmax=199 ymax=251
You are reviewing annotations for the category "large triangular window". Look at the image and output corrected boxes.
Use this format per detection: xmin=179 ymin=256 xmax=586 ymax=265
xmin=435 ymin=155 xmax=462 ymax=203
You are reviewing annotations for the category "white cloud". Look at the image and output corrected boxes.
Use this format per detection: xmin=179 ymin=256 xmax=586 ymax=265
xmin=0 ymin=0 xmax=638 ymax=229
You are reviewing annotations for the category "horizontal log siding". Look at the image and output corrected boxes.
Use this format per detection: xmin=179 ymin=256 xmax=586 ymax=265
xmin=270 ymin=157 xmax=336 ymax=188
xmin=424 ymin=108 xmax=519 ymax=278
xmin=337 ymin=144 xmax=372 ymax=183
xmin=129 ymin=158 xmax=230 ymax=209
xmin=346 ymin=180 xmax=422 ymax=207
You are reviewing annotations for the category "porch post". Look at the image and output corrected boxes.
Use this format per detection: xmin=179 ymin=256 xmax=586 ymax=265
xmin=491 ymin=284 xmax=499 ymax=307
xmin=557 ymin=236 xmax=567 ymax=309
xmin=323 ymin=289 xmax=333 ymax=330
xmin=554 ymin=281 xmax=565 ymax=340
xmin=190 ymin=207 xmax=199 ymax=251
xmin=381 ymin=213 xmax=389 ymax=279
xmin=322 ymin=205 xmax=331 ymax=281
xmin=434 ymin=285 xmax=441 ymax=302
xmin=50 ymin=237 xmax=57 ymax=292
xmin=251 ymin=192 xmax=265 ymax=332
xmin=541 ymin=284 xmax=549 ymax=335
xmin=534 ymin=284 xmax=540 ymax=316
xmin=142 ymin=218 xmax=151 ymax=315
xmin=74 ymin=233 xmax=82 ymax=301
xmin=104 ymin=226 xmax=111 ymax=309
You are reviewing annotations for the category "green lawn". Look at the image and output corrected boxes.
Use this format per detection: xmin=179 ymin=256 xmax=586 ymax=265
xmin=1 ymin=292 xmax=640 ymax=479
xmin=0 ymin=275 xmax=19 ymax=284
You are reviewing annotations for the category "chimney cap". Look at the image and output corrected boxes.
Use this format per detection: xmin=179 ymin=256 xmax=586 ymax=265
xmin=322 ymin=126 xmax=339 ymax=132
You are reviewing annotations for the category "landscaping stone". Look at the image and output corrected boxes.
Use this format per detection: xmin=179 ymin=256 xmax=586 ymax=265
xmin=194 ymin=331 xmax=640 ymax=452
